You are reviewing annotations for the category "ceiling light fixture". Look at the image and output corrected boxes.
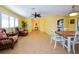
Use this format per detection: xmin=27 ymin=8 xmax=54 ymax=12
xmin=31 ymin=8 xmax=41 ymax=18
xmin=69 ymin=5 xmax=78 ymax=16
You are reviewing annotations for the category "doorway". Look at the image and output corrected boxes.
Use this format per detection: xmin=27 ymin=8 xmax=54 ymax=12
xmin=31 ymin=18 xmax=40 ymax=31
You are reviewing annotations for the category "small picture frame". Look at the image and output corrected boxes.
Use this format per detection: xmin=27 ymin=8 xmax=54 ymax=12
xmin=70 ymin=19 xmax=75 ymax=24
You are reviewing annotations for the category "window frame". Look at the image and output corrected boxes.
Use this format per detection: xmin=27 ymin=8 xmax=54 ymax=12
xmin=0 ymin=11 xmax=18 ymax=28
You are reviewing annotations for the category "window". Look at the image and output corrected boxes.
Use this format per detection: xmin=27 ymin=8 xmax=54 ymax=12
xmin=15 ymin=18 xmax=18 ymax=27
xmin=1 ymin=13 xmax=9 ymax=28
xmin=10 ymin=16 xmax=15 ymax=28
xmin=0 ymin=12 xmax=18 ymax=28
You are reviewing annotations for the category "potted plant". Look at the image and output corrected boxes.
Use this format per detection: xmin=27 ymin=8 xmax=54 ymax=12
xmin=22 ymin=21 xmax=27 ymax=29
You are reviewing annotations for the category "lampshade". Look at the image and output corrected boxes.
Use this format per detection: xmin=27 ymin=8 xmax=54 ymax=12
xmin=69 ymin=12 xmax=78 ymax=16
xmin=69 ymin=5 xmax=78 ymax=16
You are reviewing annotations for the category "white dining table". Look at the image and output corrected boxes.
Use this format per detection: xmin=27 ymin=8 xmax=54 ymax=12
xmin=55 ymin=31 xmax=75 ymax=53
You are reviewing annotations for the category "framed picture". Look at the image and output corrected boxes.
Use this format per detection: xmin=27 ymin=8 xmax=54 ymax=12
xmin=70 ymin=19 xmax=75 ymax=24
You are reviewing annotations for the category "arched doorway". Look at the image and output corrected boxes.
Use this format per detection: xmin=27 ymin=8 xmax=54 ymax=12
xmin=31 ymin=18 xmax=40 ymax=31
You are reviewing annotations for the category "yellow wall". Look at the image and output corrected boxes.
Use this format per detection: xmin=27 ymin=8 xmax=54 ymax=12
xmin=23 ymin=15 xmax=79 ymax=35
xmin=68 ymin=16 xmax=77 ymax=31
xmin=0 ymin=5 xmax=25 ymax=27
xmin=39 ymin=18 xmax=46 ymax=32
xmin=18 ymin=17 xmax=25 ymax=27
xmin=40 ymin=16 xmax=69 ymax=35
xmin=68 ymin=13 xmax=79 ymax=31
xmin=1 ymin=5 xmax=78 ymax=34
xmin=39 ymin=15 xmax=79 ymax=35
xmin=24 ymin=18 xmax=32 ymax=32
xmin=24 ymin=18 xmax=41 ymax=32
xmin=25 ymin=16 xmax=69 ymax=34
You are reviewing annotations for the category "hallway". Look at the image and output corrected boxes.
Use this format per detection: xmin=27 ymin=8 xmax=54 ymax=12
xmin=0 ymin=31 xmax=67 ymax=54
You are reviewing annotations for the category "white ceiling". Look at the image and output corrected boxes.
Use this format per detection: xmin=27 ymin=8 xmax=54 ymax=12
xmin=3 ymin=5 xmax=79 ymax=17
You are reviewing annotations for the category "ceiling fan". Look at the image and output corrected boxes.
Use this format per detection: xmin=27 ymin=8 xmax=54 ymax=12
xmin=31 ymin=8 xmax=41 ymax=18
xmin=32 ymin=12 xmax=41 ymax=18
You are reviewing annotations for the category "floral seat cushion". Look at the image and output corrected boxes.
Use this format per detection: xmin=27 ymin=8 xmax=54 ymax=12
xmin=0 ymin=32 xmax=7 ymax=39
xmin=0 ymin=39 xmax=12 ymax=45
xmin=9 ymin=35 xmax=18 ymax=42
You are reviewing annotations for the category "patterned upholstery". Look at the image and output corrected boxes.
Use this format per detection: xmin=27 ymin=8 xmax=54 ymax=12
xmin=0 ymin=28 xmax=18 ymax=49
xmin=0 ymin=29 xmax=2 ymax=33
xmin=0 ymin=39 xmax=12 ymax=45
xmin=9 ymin=35 xmax=18 ymax=42
xmin=0 ymin=29 xmax=7 ymax=39
xmin=0 ymin=33 xmax=4 ymax=39
xmin=15 ymin=27 xmax=28 ymax=36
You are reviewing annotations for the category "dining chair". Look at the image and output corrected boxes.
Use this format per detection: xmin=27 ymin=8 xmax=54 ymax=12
xmin=50 ymin=29 xmax=64 ymax=49
xmin=71 ymin=31 xmax=79 ymax=53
